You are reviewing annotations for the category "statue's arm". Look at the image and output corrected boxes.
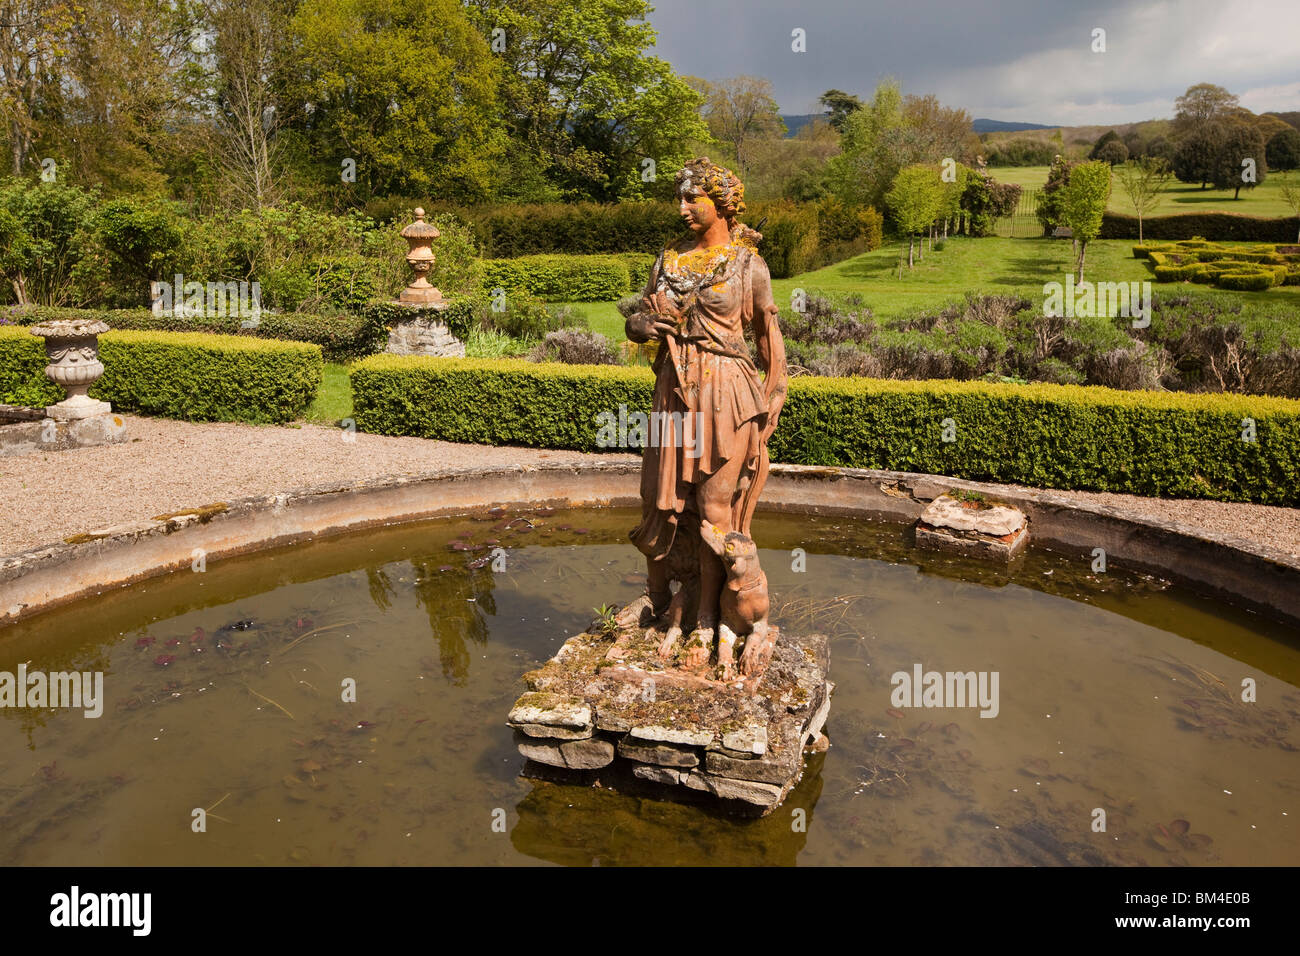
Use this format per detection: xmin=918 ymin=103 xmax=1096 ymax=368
xmin=625 ymin=249 xmax=676 ymax=342
xmin=750 ymin=256 xmax=788 ymax=437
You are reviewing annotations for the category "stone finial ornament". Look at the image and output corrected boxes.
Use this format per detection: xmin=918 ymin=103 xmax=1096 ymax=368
xmin=398 ymin=207 xmax=443 ymax=305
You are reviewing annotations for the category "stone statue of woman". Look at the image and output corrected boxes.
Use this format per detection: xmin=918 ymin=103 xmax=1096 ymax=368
xmin=620 ymin=157 xmax=788 ymax=681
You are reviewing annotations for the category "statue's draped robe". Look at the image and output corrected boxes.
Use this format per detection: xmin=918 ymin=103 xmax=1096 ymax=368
xmin=630 ymin=234 xmax=774 ymax=562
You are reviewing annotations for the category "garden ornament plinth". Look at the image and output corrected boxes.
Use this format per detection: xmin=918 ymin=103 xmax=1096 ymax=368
xmin=505 ymin=158 xmax=828 ymax=813
xmin=29 ymin=318 xmax=113 ymax=421
xmin=398 ymin=207 xmax=443 ymax=305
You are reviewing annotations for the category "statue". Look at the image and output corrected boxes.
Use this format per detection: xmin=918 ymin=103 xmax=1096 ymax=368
xmin=619 ymin=157 xmax=788 ymax=684
xmin=504 ymin=175 xmax=828 ymax=809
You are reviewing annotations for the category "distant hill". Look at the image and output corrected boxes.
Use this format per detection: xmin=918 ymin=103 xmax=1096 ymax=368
xmin=972 ymin=118 xmax=1053 ymax=133
xmin=782 ymin=114 xmax=821 ymax=137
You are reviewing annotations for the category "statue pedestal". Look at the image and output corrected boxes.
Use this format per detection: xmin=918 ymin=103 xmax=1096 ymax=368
xmin=384 ymin=301 xmax=465 ymax=357
xmin=507 ymin=609 xmax=832 ymax=815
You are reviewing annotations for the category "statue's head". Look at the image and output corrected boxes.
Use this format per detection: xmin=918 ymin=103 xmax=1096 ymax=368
xmin=700 ymin=519 xmax=760 ymax=577
xmin=675 ymin=157 xmax=747 ymax=238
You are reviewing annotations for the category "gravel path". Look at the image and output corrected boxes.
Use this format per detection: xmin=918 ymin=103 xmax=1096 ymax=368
xmin=1 ymin=415 xmax=1296 ymax=559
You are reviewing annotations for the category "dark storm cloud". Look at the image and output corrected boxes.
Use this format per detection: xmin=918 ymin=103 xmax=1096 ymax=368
xmin=645 ymin=0 xmax=1300 ymax=123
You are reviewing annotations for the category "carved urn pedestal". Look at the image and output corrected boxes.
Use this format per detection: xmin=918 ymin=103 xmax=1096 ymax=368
xmin=2 ymin=318 xmax=128 ymax=455
xmin=29 ymin=319 xmax=113 ymax=421
xmin=384 ymin=208 xmax=465 ymax=358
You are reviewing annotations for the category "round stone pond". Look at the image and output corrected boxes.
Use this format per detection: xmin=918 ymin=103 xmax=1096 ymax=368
xmin=1 ymin=506 xmax=1296 ymax=866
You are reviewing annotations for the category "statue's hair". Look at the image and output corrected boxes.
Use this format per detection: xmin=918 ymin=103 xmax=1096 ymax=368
xmin=675 ymin=157 xmax=762 ymax=244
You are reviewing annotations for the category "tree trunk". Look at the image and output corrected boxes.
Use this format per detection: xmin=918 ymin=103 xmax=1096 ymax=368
xmin=12 ymin=274 xmax=29 ymax=306
xmin=1138 ymin=215 xmax=1144 ymax=244
xmin=1234 ymin=185 xmax=1241 ymax=199
xmin=908 ymin=238 xmax=915 ymax=269
xmin=1076 ymin=241 xmax=1087 ymax=285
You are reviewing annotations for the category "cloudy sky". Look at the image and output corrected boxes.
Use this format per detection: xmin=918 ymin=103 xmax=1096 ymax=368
xmin=644 ymin=0 xmax=1300 ymax=125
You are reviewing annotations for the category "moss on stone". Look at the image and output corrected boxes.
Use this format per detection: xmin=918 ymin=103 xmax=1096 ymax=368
xmin=152 ymin=502 xmax=229 ymax=523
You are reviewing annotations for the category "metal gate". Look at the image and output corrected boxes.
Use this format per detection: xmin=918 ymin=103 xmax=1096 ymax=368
xmin=994 ymin=187 xmax=1043 ymax=238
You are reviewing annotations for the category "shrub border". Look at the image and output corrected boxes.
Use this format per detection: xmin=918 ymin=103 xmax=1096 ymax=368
xmin=350 ymin=356 xmax=1300 ymax=504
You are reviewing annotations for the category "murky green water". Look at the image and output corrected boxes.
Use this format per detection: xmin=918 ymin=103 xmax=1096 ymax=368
xmin=1 ymin=507 xmax=1297 ymax=866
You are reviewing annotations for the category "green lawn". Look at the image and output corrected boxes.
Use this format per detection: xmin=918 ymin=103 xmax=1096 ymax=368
xmin=775 ymin=236 xmax=1298 ymax=316
xmin=547 ymin=301 xmax=624 ymax=340
xmin=991 ymin=165 xmax=1300 ymax=218
xmin=564 ymin=235 xmax=1299 ymax=336
xmin=304 ymin=361 xmax=353 ymax=424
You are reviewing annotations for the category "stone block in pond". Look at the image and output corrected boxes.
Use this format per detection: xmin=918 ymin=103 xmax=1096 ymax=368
xmin=506 ymin=612 xmax=832 ymax=815
xmin=915 ymin=492 xmax=1028 ymax=562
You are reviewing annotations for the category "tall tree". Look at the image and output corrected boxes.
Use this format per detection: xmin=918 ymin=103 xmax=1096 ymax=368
xmin=1173 ymin=125 xmax=1223 ymax=189
xmin=1115 ymin=156 xmax=1173 ymax=243
xmin=1060 ymin=160 xmax=1111 ymax=284
xmin=1266 ymin=128 xmax=1300 ymax=172
xmin=825 ymin=79 xmax=970 ymax=211
xmin=0 ymin=1 xmax=82 ymax=175
xmin=1173 ymin=83 xmax=1239 ymax=138
xmin=285 ymin=0 xmax=505 ymax=202
xmin=60 ymin=0 xmax=205 ymax=191
xmin=204 ymin=0 xmax=293 ymax=209
xmin=463 ymin=0 xmax=706 ymax=201
xmin=700 ymin=76 xmax=786 ymax=180
xmin=1209 ymin=120 xmax=1266 ymax=199
xmin=819 ymin=89 xmax=862 ymax=132
xmin=885 ymin=164 xmax=942 ymax=270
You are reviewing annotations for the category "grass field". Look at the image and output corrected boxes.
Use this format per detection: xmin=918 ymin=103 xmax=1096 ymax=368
xmin=991 ymin=165 xmax=1300 ymax=218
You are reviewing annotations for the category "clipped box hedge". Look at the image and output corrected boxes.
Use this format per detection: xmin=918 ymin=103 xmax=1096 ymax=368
xmin=5 ymin=305 xmax=380 ymax=362
xmin=0 ymin=327 xmax=322 ymax=423
xmin=1104 ymin=212 xmax=1300 ymax=242
xmin=483 ymin=254 xmax=636 ymax=301
xmin=349 ymin=357 xmax=1300 ymax=505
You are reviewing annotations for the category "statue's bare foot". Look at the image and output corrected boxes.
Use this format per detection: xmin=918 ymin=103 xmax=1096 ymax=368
xmin=717 ymin=623 xmax=739 ymax=682
xmin=682 ymin=628 xmax=713 ymax=670
xmin=657 ymin=625 xmax=682 ymax=660
xmin=615 ymin=591 xmax=667 ymax=628
xmin=739 ymin=622 xmax=775 ymax=677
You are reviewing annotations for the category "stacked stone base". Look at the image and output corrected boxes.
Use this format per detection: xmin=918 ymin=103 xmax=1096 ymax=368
xmin=508 ymin=619 xmax=832 ymax=815
xmin=384 ymin=302 xmax=465 ymax=357
xmin=0 ymin=406 xmax=127 ymax=457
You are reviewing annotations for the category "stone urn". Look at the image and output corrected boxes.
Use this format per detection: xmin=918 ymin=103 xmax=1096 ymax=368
xmin=28 ymin=318 xmax=113 ymax=420
xmin=398 ymin=207 xmax=443 ymax=305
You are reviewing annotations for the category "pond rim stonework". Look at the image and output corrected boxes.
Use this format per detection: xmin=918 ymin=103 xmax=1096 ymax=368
xmin=2 ymin=459 xmax=1298 ymax=629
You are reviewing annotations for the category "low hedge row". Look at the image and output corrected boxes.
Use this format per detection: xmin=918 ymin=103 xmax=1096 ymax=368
xmin=1103 ymin=212 xmax=1300 ymax=242
xmin=0 ymin=327 xmax=322 ymax=423
xmin=349 ymin=357 xmax=1300 ymax=504
xmin=4 ymin=305 xmax=379 ymax=362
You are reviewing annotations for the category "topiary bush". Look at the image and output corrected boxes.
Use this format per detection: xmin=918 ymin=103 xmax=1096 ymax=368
xmin=349 ymin=356 xmax=1300 ymax=504
xmin=0 ymin=327 xmax=322 ymax=423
